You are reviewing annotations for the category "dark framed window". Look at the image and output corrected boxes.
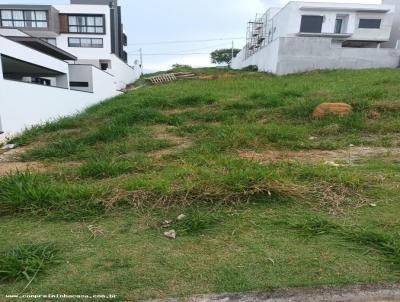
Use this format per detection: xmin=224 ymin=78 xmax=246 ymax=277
xmin=300 ymin=15 xmax=324 ymax=33
xmin=67 ymin=15 xmax=105 ymax=33
xmin=70 ymin=81 xmax=89 ymax=87
xmin=0 ymin=9 xmax=48 ymax=28
xmin=359 ymin=19 xmax=381 ymax=29
xmin=68 ymin=37 xmax=103 ymax=48
xmin=334 ymin=18 xmax=343 ymax=34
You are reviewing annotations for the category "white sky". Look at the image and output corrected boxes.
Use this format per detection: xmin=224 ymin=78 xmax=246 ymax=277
xmin=0 ymin=0 xmax=382 ymax=72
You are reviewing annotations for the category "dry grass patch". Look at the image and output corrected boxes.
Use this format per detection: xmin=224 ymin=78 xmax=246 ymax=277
xmin=0 ymin=146 xmax=83 ymax=176
xmin=149 ymin=125 xmax=192 ymax=158
xmin=239 ymin=146 xmax=400 ymax=164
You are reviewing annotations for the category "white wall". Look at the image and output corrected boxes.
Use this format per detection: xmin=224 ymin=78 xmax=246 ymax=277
xmin=0 ymin=35 xmax=69 ymax=75
xmin=108 ymin=55 xmax=141 ymax=90
xmin=69 ymin=64 xmax=94 ymax=92
xmin=277 ymin=37 xmax=400 ymax=75
xmin=232 ymin=36 xmax=400 ymax=75
xmin=0 ymin=36 xmax=124 ymax=137
xmin=231 ymin=38 xmax=280 ymax=73
xmin=265 ymin=2 xmax=394 ymax=42
xmin=382 ymin=0 xmax=400 ymax=48
xmin=0 ymin=78 xmax=122 ymax=136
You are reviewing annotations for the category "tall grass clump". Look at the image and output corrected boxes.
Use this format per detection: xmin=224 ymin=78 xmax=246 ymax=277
xmin=0 ymin=243 xmax=59 ymax=282
xmin=0 ymin=172 xmax=104 ymax=220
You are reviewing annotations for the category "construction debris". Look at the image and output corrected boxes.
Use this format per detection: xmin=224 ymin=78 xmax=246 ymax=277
xmin=1 ymin=144 xmax=16 ymax=150
xmin=177 ymin=214 xmax=186 ymax=221
xmin=164 ymin=230 xmax=177 ymax=239
xmin=146 ymin=72 xmax=197 ymax=85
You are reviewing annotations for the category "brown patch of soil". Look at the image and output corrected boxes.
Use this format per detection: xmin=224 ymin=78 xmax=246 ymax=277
xmin=0 ymin=162 xmax=47 ymax=175
xmin=0 ymin=146 xmax=82 ymax=176
xmin=199 ymin=73 xmax=234 ymax=80
xmin=149 ymin=125 xmax=192 ymax=158
xmin=239 ymin=146 xmax=400 ymax=164
xmin=162 ymin=107 xmax=198 ymax=115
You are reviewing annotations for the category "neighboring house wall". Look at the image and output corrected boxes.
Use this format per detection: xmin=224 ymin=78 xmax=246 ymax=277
xmin=108 ymin=54 xmax=141 ymax=90
xmin=0 ymin=79 xmax=120 ymax=135
xmin=231 ymin=38 xmax=280 ymax=73
xmin=232 ymin=1 xmax=398 ymax=75
xmin=53 ymin=4 xmax=112 ymax=58
xmin=282 ymin=2 xmax=394 ymax=40
xmin=382 ymin=0 xmax=400 ymax=48
xmin=277 ymin=37 xmax=400 ymax=75
xmin=232 ymin=37 xmax=400 ymax=75
xmin=0 ymin=35 xmax=68 ymax=76
xmin=0 ymin=36 xmax=122 ymax=137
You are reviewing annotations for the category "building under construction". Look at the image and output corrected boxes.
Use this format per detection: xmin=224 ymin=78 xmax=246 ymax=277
xmin=245 ymin=9 xmax=279 ymax=59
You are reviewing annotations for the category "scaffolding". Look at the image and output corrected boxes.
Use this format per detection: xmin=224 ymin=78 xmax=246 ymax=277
xmin=244 ymin=10 xmax=276 ymax=60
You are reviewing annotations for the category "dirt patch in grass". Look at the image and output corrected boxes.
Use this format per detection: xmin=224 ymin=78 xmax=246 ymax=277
xmin=0 ymin=162 xmax=48 ymax=176
xmin=198 ymin=73 xmax=235 ymax=80
xmin=149 ymin=125 xmax=192 ymax=158
xmin=239 ymin=146 xmax=400 ymax=164
xmin=0 ymin=146 xmax=82 ymax=176
xmin=162 ymin=107 xmax=197 ymax=115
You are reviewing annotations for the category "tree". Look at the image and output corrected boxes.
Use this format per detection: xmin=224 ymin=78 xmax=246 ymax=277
xmin=210 ymin=48 xmax=241 ymax=65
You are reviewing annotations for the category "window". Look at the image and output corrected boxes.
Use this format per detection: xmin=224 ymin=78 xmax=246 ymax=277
xmin=359 ymin=19 xmax=381 ymax=29
xmin=68 ymin=37 xmax=103 ymax=48
xmin=334 ymin=18 xmax=343 ymax=34
xmin=300 ymin=15 xmax=324 ymax=33
xmin=0 ymin=9 xmax=48 ymax=28
xmin=70 ymin=81 xmax=89 ymax=87
xmin=41 ymin=38 xmax=56 ymax=46
xmin=67 ymin=15 xmax=104 ymax=33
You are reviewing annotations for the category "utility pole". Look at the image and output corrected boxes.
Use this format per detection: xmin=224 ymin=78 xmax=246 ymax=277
xmin=139 ymin=48 xmax=143 ymax=74
xmin=230 ymin=41 xmax=234 ymax=67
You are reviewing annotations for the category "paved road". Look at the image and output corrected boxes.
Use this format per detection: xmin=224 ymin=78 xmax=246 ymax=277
xmin=142 ymin=284 xmax=400 ymax=302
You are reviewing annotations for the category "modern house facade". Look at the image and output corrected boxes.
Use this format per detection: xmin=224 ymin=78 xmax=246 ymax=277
xmin=0 ymin=0 xmax=141 ymax=138
xmin=231 ymin=1 xmax=400 ymax=75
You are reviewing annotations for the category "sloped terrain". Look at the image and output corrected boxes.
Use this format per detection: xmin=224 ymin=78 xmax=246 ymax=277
xmin=0 ymin=68 xmax=399 ymax=300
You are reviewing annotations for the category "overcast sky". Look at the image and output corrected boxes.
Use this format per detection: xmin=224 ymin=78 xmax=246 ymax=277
xmin=0 ymin=0 xmax=381 ymax=72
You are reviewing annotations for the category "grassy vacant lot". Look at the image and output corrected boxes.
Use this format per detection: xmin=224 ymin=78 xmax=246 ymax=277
xmin=0 ymin=67 xmax=400 ymax=301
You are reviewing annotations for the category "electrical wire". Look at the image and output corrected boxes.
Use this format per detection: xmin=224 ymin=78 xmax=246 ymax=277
xmin=127 ymin=37 xmax=245 ymax=46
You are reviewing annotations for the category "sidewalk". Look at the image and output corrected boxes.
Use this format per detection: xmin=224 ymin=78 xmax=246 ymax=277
xmin=142 ymin=284 xmax=400 ymax=302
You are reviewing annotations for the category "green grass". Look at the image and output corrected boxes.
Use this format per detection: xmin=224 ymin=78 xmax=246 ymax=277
xmin=0 ymin=243 xmax=59 ymax=283
xmin=1 ymin=68 xmax=400 ymax=300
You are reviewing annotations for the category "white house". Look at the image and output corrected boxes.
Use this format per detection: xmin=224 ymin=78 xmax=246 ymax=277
xmin=231 ymin=1 xmax=400 ymax=75
xmin=0 ymin=0 xmax=141 ymax=138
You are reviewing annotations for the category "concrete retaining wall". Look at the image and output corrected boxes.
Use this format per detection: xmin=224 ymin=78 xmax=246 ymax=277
xmin=231 ymin=37 xmax=400 ymax=75
xmin=277 ymin=37 xmax=400 ymax=75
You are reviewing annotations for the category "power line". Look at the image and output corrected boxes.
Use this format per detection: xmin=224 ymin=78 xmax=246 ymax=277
xmin=128 ymin=51 xmax=236 ymax=56
xmin=128 ymin=42 xmax=233 ymax=56
xmin=128 ymin=37 xmax=245 ymax=46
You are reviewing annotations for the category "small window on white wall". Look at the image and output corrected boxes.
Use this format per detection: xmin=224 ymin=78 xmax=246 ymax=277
xmin=300 ymin=15 xmax=324 ymax=33
xmin=68 ymin=37 xmax=103 ymax=48
xmin=359 ymin=19 xmax=381 ymax=29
